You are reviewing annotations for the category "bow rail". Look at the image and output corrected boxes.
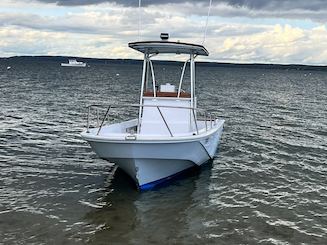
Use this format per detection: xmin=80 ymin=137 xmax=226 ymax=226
xmin=86 ymin=103 xmax=218 ymax=137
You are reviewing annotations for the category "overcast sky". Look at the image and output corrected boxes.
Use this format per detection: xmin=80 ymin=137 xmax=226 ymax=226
xmin=1 ymin=0 xmax=327 ymax=65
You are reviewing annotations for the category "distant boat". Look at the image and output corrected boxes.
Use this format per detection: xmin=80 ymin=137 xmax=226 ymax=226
xmin=7 ymin=66 xmax=11 ymax=70
xmin=61 ymin=59 xmax=86 ymax=67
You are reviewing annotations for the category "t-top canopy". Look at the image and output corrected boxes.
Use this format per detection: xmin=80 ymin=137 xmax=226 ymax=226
xmin=128 ymin=41 xmax=209 ymax=56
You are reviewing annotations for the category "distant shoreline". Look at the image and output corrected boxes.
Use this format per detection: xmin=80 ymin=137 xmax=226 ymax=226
xmin=1 ymin=55 xmax=326 ymax=71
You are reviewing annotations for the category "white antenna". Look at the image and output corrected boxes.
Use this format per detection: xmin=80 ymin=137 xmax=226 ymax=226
xmin=202 ymin=0 xmax=213 ymax=44
xmin=138 ymin=0 xmax=142 ymax=41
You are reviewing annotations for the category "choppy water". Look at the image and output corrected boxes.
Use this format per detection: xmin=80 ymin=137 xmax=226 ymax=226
xmin=0 ymin=59 xmax=326 ymax=244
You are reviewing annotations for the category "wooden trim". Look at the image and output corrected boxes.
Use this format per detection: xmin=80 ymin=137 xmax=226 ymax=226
xmin=143 ymin=91 xmax=191 ymax=98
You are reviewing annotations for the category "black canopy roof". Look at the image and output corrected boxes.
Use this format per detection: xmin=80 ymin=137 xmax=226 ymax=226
xmin=128 ymin=41 xmax=209 ymax=56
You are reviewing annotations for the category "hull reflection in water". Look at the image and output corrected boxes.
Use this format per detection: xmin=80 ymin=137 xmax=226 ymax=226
xmin=83 ymin=162 xmax=213 ymax=244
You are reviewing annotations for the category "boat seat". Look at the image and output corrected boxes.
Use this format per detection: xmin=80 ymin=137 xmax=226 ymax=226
xmin=143 ymin=91 xmax=191 ymax=98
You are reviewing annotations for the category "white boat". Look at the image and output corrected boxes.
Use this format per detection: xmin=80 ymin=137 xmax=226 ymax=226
xmin=61 ymin=59 xmax=86 ymax=67
xmin=81 ymin=34 xmax=224 ymax=190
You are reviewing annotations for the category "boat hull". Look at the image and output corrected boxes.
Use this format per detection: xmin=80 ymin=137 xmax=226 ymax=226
xmin=61 ymin=63 xmax=86 ymax=67
xmin=82 ymin=120 xmax=224 ymax=189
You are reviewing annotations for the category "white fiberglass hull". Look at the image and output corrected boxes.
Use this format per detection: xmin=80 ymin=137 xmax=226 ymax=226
xmin=81 ymin=119 xmax=224 ymax=190
xmin=61 ymin=63 xmax=86 ymax=67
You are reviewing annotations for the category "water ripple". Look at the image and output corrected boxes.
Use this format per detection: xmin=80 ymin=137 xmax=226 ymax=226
xmin=1 ymin=62 xmax=327 ymax=244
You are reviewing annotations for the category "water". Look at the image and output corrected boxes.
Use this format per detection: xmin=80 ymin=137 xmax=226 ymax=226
xmin=0 ymin=60 xmax=326 ymax=244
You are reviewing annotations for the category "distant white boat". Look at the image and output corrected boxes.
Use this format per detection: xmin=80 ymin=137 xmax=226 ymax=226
xmin=7 ymin=66 xmax=11 ymax=70
xmin=61 ymin=59 xmax=86 ymax=67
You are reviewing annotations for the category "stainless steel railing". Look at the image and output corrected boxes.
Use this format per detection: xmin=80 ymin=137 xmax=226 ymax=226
xmin=86 ymin=103 xmax=217 ymax=136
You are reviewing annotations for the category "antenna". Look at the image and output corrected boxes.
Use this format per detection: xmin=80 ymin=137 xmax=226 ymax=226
xmin=202 ymin=0 xmax=213 ymax=45
xmin=138 ymin=0 xmax=142 ymax=41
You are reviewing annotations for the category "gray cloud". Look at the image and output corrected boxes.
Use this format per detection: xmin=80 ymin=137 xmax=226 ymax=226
xmin=0 ymin=13 xmax=108 ymax=34
xmin=32 ymin=0 xmax=327 ymax=11
xmin=218 ymin=0 xmax=327 ymax=11
xmin=22 ymin=0 xmax=327 ymax=23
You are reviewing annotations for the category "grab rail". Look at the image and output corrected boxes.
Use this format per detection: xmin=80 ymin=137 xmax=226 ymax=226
xmin=97 ymin=105 xmax=111 ymax=135
xmin=156 ymin=106 xmax=173 ymax=137
xmin=86 ymin=103 xmax=218 ymax=136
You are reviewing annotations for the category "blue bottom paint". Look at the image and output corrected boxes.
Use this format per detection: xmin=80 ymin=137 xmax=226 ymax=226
xmin=138 ymin=160 xmax=213 ymax=191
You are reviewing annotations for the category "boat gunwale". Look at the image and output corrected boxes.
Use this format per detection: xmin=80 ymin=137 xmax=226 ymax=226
xmin=81 ymin=119 xmax=224 ymax=143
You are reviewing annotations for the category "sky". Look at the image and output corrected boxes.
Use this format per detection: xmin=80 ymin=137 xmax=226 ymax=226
xmin=1 ymin=0 xmax=327 ymax=65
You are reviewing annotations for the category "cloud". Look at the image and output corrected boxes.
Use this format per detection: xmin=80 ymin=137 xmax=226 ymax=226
xmin=28 ymin=0 xmax=327 ymax=12
xmin=1 ymin=0 xmax=327 ymax=65
xmin=0 ymin=26 xmax=137 ymax=58
xmin=1 ymin=7 xmax=327 ymax=65
xmin=209 ymin=24 xmax=327 ymax=65
xmin=0 ymin=12 xmax=126 ymax=35
xmin=144 ymin=2 xmax=327 ymax=23
xmin=4 ymin=0 xmax=327 ymax=23
xmin=216 ymin=0 xmax=327 ymax=11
